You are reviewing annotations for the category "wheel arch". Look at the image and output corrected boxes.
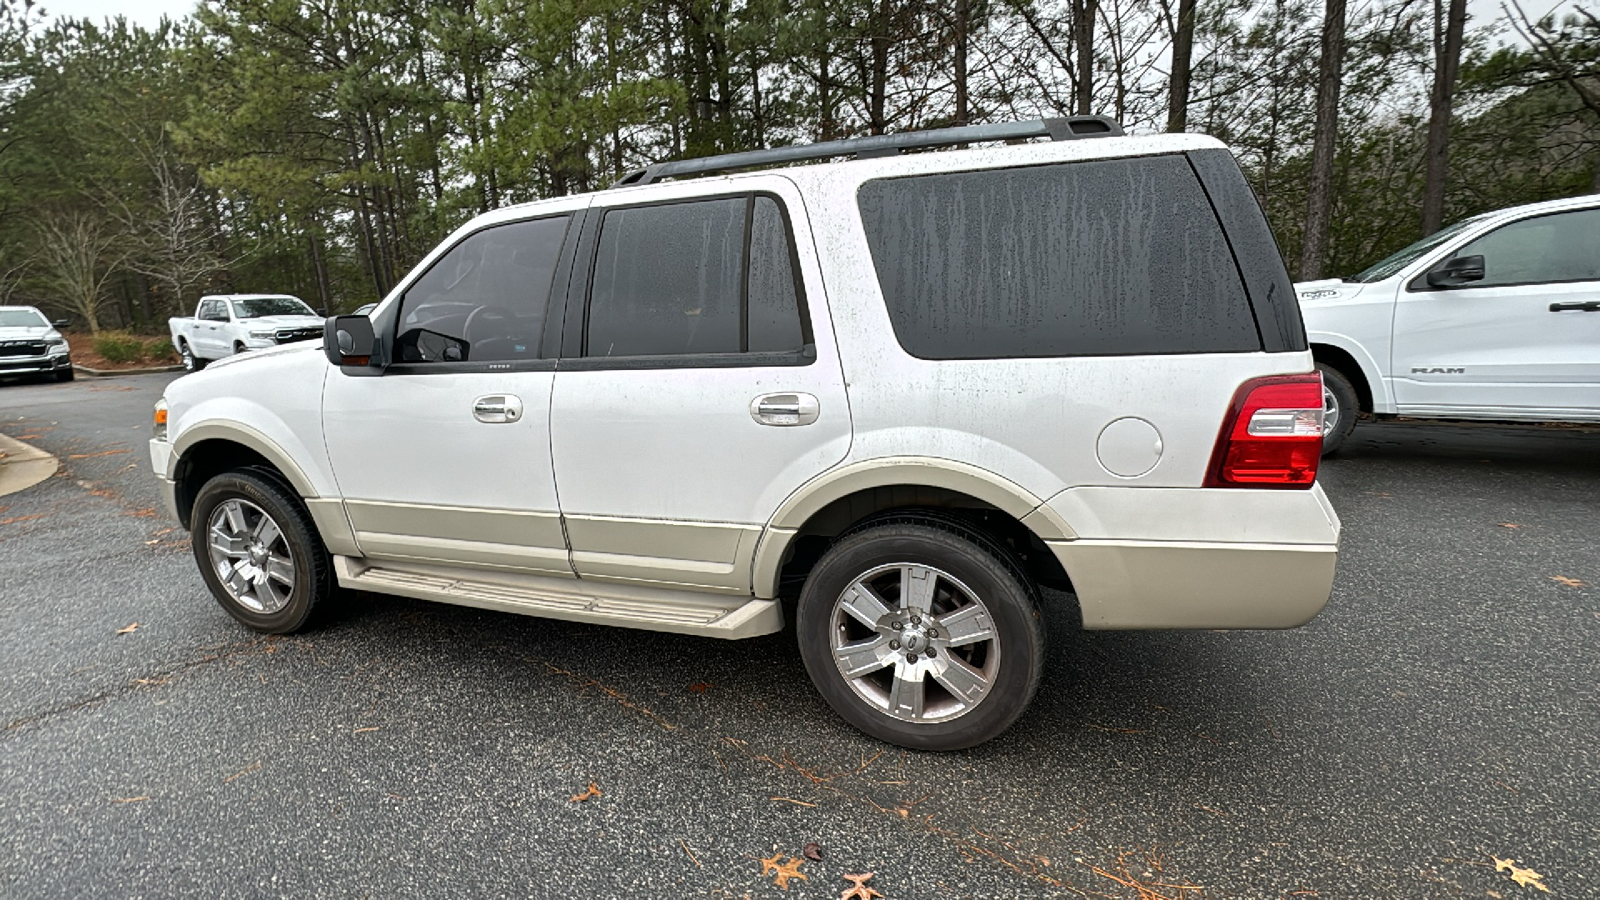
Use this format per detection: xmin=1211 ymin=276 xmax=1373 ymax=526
xmin=1310 ymin=339 xmax=1380 ymax=414
xmin=171 ymin=423 xmax=317 ymax=529
xmin=751 ymin=457 xmax=1074 ymax=600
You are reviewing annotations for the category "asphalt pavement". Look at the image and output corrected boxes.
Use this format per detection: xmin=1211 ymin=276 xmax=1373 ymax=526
xmin=0 ymin=371 xmax=1595 ymax=898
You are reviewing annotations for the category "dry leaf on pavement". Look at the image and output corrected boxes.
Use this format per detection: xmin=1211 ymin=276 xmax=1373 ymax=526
xmin=759 ymin=853 xmax=807 ymax=890
xmin=1549 ymin=576 xmax=1586 ymax=588
xmin=841 ymin=872 xmax=884 ymax=899
xmin=802 ymin=841 xmax=825 ymax=861
xmin=569 ymin=782 xmax=602 ymax=802
xmin=115 ymin=622 xmax=140 ymax=635
xmin=1494 ymin=857 xmax=1551 ymax=893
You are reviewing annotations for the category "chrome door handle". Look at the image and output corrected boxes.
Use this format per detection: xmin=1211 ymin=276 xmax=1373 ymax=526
xmin=750 ymin=392 xmax=820 ymax=426
xmin=1549 ymin=301 xmax=1600 ymax=312
xmin=472 ymin=394 xmax=523 ymax=424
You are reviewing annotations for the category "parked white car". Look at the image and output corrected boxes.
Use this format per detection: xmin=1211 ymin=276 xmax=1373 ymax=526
xmin=150 ymin=119 xmax=1341 ymax=749
xmin=1299 ymin=194 xmax=1600 ymax=451
xmin=0 ymin=306 xmax=73 ymax=382
xmin=168 ymin=294 xmax=325 ymax=372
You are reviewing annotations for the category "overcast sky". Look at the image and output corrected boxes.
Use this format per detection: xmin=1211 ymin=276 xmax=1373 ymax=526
xmin=36 ymin=0 xmax=1585 ymax=47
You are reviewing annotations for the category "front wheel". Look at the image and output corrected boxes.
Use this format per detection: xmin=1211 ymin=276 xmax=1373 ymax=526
xmin=190 ymin=469 xmax=334 ymax=634
xmin=1317 ymin=362 xmax=1359 ymax=455
xmin=54 ymin=365 xmax=74 ymax=382
xmin=796 ymin=519 xmax=1045 ymax=751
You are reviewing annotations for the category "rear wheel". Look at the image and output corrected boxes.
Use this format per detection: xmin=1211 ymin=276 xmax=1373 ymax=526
xmin=179 ymin=340 xmax=205 ymax=372
xmin=796 ymin=518 xmax=1045 ymax=751
xmin=190 ymin=469 xmax=334 ymax=634
xmin=1317 ymin=362 xmax=1359 ymax=455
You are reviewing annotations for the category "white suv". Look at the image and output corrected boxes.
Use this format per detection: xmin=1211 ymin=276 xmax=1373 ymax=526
xmin=150 ymin=118 xmax=1340 ymax=749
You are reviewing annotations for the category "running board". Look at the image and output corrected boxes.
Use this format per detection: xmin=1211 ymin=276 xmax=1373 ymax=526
xmin=333 ymin=557 xmax=783 ymax=639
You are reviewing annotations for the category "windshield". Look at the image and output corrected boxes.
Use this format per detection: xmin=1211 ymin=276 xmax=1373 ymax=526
xmin=1348 ymin=216 xmax=1487 ymax=283
xmin=231 ymin=296 xmax=315 ymax=318
xmin=0 ymin=309 xmax=48 ymax=328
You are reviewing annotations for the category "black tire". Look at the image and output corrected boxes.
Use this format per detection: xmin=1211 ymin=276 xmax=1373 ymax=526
xmin=796 ymin=517 xmax=1045 ymax=751
xmin=54 ymin=366 xmax=74 ymax=382
xmin=179 ymin=339 xmax=206 ymax=372
xmin=233 ymin=342 xmax=246 ymax=355
xmin=1317 ymin=362 xmax=1359 ymax=455
xmin=190 ymin=469 xmax=334 ymax=634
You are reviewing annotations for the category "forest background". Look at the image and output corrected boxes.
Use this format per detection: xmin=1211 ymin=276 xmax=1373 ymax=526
xmin=0 ymin=0 xmax=1596 ymax=333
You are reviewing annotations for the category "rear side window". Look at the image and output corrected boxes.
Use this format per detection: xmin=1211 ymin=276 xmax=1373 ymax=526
xmin=585 ymin=194 xmax=809 ymax=359
xmin=856 ymin=156 xmax=1261 ymax=359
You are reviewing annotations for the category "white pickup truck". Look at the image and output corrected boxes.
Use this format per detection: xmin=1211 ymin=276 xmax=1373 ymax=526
xmin=1299 ymin=194 xmax=1600 ymax=451
xmin=169 ymin=294 xmax=325 ymax=372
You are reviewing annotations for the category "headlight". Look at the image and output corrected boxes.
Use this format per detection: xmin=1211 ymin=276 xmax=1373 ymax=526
xmin=47 ymin=337 xmax=67 ymax=349
xmin=248 ymin=329 xmax=275 ymax=339
xmin=153 ymin=399 xmax=168 ymax=441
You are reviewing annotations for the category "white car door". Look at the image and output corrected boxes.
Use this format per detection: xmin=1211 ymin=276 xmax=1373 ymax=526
xmin=1391 ymin=205 xmax=1600 ymax=418
xmin=548 ymin=179 xmax=851 ymax=594
xmin=196 ymin=299 xmax=228 ymax=357
xmin=322 ymin=210 xmax=582 ymax=574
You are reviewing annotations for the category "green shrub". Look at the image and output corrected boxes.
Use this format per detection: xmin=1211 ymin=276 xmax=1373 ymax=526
xmin=146 ymin=337 xmax=176 ymax=361
xmin=92 ymin=331 xmax=146 ymax=363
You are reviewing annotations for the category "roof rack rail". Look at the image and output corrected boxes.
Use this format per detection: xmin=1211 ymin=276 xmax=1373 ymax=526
xmin=612 ymin=115 xmax=1124 ymax=188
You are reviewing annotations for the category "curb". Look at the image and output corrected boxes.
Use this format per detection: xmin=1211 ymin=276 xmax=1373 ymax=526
xmin=73 ymin=363 xmax=185 ymax=378
xmin=0 ymin=432 xmax=59 ymax=498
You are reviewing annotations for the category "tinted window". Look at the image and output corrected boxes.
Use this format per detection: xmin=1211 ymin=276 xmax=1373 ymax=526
xmin=587 ymin=198 xmax=746 ymax=357
xmin=397 ymin=216 xmax=569 ymax=363
xmin=747 ymin=197 xmax=807 ymax=353
xmin=1449 ymin=208 xmax=1600 ymax=287
xmin=200 ymin=300 xmax=227 ymax=321
xmin=857 ymin=156 xmax=1260 ymax=359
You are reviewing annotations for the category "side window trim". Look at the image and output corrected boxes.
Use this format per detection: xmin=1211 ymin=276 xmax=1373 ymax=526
xmin=569 ymin=190 xmax=813 ymax=365
xmin=1406 ymin=206 xmax=1600 ymax=293
xmin=382 ymin=211 xmax=579 ymax=375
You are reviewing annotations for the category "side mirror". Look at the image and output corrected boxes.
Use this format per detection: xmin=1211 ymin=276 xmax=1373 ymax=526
xmin=1426 ymin=254 xmax=1486 ymax=288
xmin=52 ymin=319 xmax=69 ymax=328
xmin=323 ymin=315 xmax=379 ymax=370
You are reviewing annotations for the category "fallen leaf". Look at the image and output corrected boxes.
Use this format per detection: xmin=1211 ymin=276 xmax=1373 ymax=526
xmin=841 ymin=872 xmax=883 ymax=900
xmin=115 ymin=622 xmax=140 ymax=635
xmin=1497 ymin=523 xmax=1521 ymax=529
xmin=66 ymin=448 xmax=130 ymax=459
xmin=0 ymin=515 xmax=44 ymax=525
xmin=127 ymin=507 xmax=157 ymax=518
xmin=1550 ymin=576 xmax=1586 ymax=588
xmin=771 ymin=796 xmax=816 ymax=808
xmin=802 ymin=841 xmax=824 ymax=861
xmin=687 ymin=681 xmax=713 ymax=693
xmin=570 ymin=782 xmax=602 ymax=802
xmin=680 ymin=839 xmax=701 ymax=866
xmin=111 ymin=796 xmax=149 ymax=804
xmin=1493 ymin=857 xmax=1551 ymax=893
xmin=352 ymin=726 xmax=380 ymax=734
xmin=759 ymin=854 xmax=807 ymax=890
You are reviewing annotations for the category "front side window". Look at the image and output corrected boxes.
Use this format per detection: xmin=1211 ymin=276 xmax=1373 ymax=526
xmin=584 ymin=194 xmax=809 ymax=359
xmin=1445 ymin=208 xmax=1600 ymax=288
xmin=232 ymin=296 xmax=315 ymax=318
xmin=397 ymin=215 xmax=570 ymax=363
xmin=200 ymin=300 xmax=228 ymax=321
xmin=857 ymin=156 xmax=1260 ymax=360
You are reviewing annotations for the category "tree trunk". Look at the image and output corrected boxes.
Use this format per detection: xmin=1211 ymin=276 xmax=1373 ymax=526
xmin=870 ymin=0 xmax=891 ymax=133
xmin=955 ymin=0 xmax=970 ymax=126
xmin=1299 ymin=0 xmax=1347 ymax=281
xmin=1421 ymin=0 xmax=1467 ymax=235
xmin=1167 ymin=0 xmax=1196 ymax=132
xmin=1074 ymin=0 xmax=1099 ymax=115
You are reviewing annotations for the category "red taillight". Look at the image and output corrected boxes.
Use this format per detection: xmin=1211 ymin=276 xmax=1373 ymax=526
xmin=1204 ymin=374 xmax=1324 ymax=488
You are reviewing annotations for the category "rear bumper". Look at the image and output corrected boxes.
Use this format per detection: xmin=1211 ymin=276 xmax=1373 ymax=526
xmin=1040 ymin=484 xmax=1340 ymax=629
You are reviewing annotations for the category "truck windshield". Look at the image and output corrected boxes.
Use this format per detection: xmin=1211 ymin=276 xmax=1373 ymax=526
xmin=0 ymin=309 xmax=47 ymax=327
xmin=1347 ymin=216 xmax=1487 ymax=283
xmin=231 ymin=297 xmax=314 ymax=318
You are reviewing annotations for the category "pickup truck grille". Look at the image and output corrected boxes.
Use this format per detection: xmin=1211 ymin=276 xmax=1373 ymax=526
xmin=0 ymin=340 xmax=46 ymax=357
xmin=273 ymin=328 xmax=322 ymax=344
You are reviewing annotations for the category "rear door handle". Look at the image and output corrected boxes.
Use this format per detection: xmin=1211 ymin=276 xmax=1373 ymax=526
xmin=1549 ymin=301 xmax=1600 ymax=312
xmin=473 ymin=394 xmax=523 ymax=424
xmin=751 ymin=392 xmax=820 ymax=426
